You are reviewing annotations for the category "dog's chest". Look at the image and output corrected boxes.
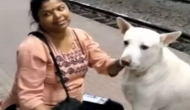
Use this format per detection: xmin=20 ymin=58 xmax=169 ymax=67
xmin=121 ymin=74 xmax=167 ymax=106
xmin=121 ymin=69 xmax=166 ymax=104
xmin=122 ymin=69 xmax=190 ymax=108
xmin=122 ymin=82 xmax=135 ymax=104
xmin=121 ymin=72 xmax=140 ymax=104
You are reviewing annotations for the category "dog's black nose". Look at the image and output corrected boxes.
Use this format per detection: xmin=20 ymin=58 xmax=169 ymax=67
xmin=121 ymin=59 xmax=131 ymax=67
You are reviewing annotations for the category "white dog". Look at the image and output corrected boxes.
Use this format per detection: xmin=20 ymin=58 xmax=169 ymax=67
xmin=116 ymin=17 xmax=190 ymax=110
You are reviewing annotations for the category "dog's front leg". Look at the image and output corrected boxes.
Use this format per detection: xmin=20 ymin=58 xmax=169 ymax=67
xmin=132 ymin=87 xmax=157 ymax=110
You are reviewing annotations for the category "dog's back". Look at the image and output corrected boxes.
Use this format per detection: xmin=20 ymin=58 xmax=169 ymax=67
xmin=153 ymin=48 xmax=190 ymax=110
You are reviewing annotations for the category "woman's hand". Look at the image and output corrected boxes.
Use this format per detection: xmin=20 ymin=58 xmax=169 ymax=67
xmin=107 ymin=59 xmax=130 ymax=77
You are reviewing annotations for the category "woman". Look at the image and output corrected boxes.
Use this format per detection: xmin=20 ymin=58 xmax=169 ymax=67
xmin=0 ymin=0 xmax=128 ymax=110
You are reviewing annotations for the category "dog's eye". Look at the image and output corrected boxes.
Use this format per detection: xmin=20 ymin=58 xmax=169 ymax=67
xmin=140 ymin=45 xmax=149 ymax=50
xmin=124 ymin=41 xmax=129 ymax=46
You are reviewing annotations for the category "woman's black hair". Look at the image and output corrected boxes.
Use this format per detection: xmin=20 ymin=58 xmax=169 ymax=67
xmin=30 ymin=0 xmax=70 ymax=23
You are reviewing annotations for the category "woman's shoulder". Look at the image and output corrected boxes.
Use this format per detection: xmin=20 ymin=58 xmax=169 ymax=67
xmin=70 ymin=27 xmax=91 ymax=41
xmin=18 ymin=34 xmax=46 ymax=51
xmin=16 ymin=34 xmax=49 ymax=61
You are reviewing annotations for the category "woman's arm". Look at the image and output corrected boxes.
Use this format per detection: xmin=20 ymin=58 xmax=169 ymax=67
xmin=16 ymin=40 xmax=48 ymax=110
xmin=82 ymin=31 xmax=125 ymax=77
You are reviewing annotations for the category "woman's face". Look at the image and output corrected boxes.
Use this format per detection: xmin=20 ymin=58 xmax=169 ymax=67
xmin=38 ymin=0 xmax=71 ymax=32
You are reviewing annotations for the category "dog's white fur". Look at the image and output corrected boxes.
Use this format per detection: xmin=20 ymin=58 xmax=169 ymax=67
xmin=117 ymin=17 xmax=190 ymax=110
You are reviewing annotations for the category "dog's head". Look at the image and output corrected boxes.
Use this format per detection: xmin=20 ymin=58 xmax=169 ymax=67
xmin=117 ymin=17 xmax=182 ymax=70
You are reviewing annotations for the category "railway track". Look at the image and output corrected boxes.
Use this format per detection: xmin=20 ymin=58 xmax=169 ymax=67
xmin=68 ymin=0 xmax=190 ymax=55
xmin=170 ymin=0 xmax=190 ymax=4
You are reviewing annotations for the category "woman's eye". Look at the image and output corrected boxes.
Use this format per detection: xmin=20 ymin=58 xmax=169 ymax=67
xmin=43 ymin=13 xmax=50 ymax=17
xmin=58 ymin=6 xmax=65 ymax=11
xmin=140 ymin=45 xmax=149 ymax=50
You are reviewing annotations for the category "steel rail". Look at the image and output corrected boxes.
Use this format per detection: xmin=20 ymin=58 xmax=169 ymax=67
xmin=68 ymin=0 xmax=190 ymax=54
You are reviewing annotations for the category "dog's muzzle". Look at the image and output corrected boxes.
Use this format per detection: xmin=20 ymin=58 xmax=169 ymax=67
xmin=119 ymin=59 xmax=131 ymax=67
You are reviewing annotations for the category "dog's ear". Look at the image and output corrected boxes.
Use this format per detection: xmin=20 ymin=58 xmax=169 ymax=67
xmin=160 ymin=31 xmax=182 ymax=45
xmin=116 ymin=17 xmax=133 ymax=34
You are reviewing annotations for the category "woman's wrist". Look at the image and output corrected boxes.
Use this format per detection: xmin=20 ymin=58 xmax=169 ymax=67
xmin=107 ymin=59 xmax=125 ymax=77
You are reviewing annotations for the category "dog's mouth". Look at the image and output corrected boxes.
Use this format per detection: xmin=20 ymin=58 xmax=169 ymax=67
xmin=127 ymin=64 xmax=143 ymax=71
xmin=128 ymin=66 xmax=138 ymax=70
xmin=131 ymin=66 xmax=148 ymax=73
xmin=122 ymin=65 xmax=137 ymax=70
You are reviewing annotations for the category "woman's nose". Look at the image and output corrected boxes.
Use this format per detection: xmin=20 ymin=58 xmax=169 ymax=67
xmin=53 ymin=11 xmax=62 ymax=19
